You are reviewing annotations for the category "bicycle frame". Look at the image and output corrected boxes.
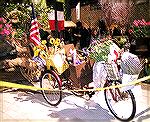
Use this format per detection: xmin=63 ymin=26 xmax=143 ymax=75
xmin=105 ymin=80 xmax=123 ymax=102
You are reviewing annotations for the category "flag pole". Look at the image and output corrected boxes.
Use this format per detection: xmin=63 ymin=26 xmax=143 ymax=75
xmin=54 ymin=0 xmax=59 ymax=38
xmin=76 ymin=1 xmax=80 ymax=21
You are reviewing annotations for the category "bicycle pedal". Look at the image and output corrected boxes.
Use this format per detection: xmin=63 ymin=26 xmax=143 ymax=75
xmin=85 ymin=91 xmax=95 ymax=98
xmin=83 ymin=94 xmax=90 ymax=100
xmin=121 ymin=92 xmax=128 ymax=98
xmin=83 ymin=86 xmax=94 ymax=89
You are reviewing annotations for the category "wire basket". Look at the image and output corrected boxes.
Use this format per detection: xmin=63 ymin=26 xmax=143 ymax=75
xmin=104 ymin=63 xmax=120 ymax=81
xmin=104 ymin=57 xmax=145 ymax=81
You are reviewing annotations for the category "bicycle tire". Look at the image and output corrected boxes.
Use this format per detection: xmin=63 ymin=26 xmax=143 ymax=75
xmin=104 ymin=80 xmax=136 ymax=121
xmin=40 ymin=70 xmax=62 ymax=106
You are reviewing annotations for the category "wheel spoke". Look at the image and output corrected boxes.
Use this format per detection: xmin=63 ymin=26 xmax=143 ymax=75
xmin=104 ymin=81 xmax=136 ymax=121
xmin=40 ymin=71 xmax=62 ymax=106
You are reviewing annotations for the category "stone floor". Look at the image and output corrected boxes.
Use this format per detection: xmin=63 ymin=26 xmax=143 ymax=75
xmin=0 ymin=83 xmax=150 ymax=122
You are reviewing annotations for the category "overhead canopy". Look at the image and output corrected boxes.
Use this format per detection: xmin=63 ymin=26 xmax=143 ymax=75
xmin=64 ymin=21 xmax=76 ymax=28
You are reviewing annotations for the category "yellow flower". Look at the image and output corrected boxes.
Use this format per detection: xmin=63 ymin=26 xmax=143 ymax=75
xmin=39 ymin=45 xmax=46 ymax=50
xmin=33 ymin=46 xmax=37 ymax=52
xmin=54 ymin=38 xmax=60 ymax=47
xmin=55 ymin=38 xmax=61 ymax=44
xmin=50 ymin=38 xmax=55 ymax=45
xmin=34 ymin=48 xmax=41 ymax=57
xmin=41 ymin=40 xmax=47 ymax=45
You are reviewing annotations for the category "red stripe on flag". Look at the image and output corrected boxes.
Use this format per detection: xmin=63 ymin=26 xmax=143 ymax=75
xmin=30 ymin=36 xmax=40 ymax=46
xmin=30 ymin=18 xmax=41 ymax=46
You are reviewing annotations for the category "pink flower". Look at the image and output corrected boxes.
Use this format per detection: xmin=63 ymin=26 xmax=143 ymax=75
xmin=141 ymin=19 xmax=147 ymax=25
xmin=133 ymin=20 xmax=139 ymax=26
xmin=129 ymin=29 xmax=133 ymax=33
xmin=0 ymin=24 xmax=3 ymax=29
xmin=0 ymin=18 xmax=6 ymax=23
xmin=2 ymin=18 xmax=6 ymax=23
xmin=3 ymin=28 xmax=11 ymax=35
xmin=5 ymin=23 xmax=11 ymax=29
xmin=146 ymin=21 xmax=150 ymax=25
xmin=138 ymin=19 xmax=146 ymax=26
xmin=0 ymin=18 xmax=3 ymax=21
xmin=0 ymin=30 xmax=5 ymax=35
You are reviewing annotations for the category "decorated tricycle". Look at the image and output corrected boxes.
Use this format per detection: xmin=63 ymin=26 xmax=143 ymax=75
xmin=1 ymin=34 xmax=144 ymax=121
xmin=29 ymin=36 xmax=144 ymax=121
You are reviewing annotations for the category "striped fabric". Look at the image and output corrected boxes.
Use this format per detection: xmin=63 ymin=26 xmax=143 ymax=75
xmin=121 ymin=53 xmax=143 ymax=75
xmin=48 ymin=10 xmax=64 ymax=31
xmin=30 ymin=4 xmax=41 ymax=46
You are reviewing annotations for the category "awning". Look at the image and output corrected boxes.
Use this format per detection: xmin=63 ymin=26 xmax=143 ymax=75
xmin=64 ymin=21 xmax=76 ymax=28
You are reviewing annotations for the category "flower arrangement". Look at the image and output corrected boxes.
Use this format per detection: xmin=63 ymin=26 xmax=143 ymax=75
xmin=49 ymin=38 xmax=61 ymax=47
xmin=32 ymin=38 xmax=69 ymax=74
xmin=128 ymin=19 xmax=150 ymax=38
xmin=48 ymin=38 xmax=69 ymax=74
xmin=33 ymin=38 xmax=64 ymax=58
xmin=88 ymin=37 xmax=113 ymax=62
xmin=49 ymin=37 xmax=65 ymax=54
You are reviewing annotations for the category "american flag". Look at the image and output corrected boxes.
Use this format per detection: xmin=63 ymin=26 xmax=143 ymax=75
xmin=30 ymin=3 xmax=41 ymax=46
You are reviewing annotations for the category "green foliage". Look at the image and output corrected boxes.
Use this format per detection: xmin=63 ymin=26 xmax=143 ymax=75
xmin=34 ymin=3 xmax=51 ymax=29
xmin=3 ymin=3 xmax=31 ymax=34
xmin=113 ymin=36 xmax=128 ymax=49
xmin=88 ymin=39 xmax=112 ymax=62
xmin=1 ymin=2 xmax=52 ymax=39
xmin=14 ymin=29 xmax=24 ymax=38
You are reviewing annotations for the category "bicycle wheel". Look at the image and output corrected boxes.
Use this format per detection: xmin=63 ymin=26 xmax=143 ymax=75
xmin=104 ymin=80 xmax=136 ymax=121
xmin=40 ymin=70 xmax=62 ymax=106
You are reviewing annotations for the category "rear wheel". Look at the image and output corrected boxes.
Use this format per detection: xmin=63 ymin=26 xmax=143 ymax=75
xmin=104 ymin=80 xmax=136 ymax=121
xmin=40 ymin=70 xmax=62 ymax=106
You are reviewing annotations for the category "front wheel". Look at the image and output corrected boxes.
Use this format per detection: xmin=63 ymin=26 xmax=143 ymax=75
xmin=40 ymin=70 xmax=62 ymax=106
xmin=104 ymin=80 xmax=136 ymax=121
